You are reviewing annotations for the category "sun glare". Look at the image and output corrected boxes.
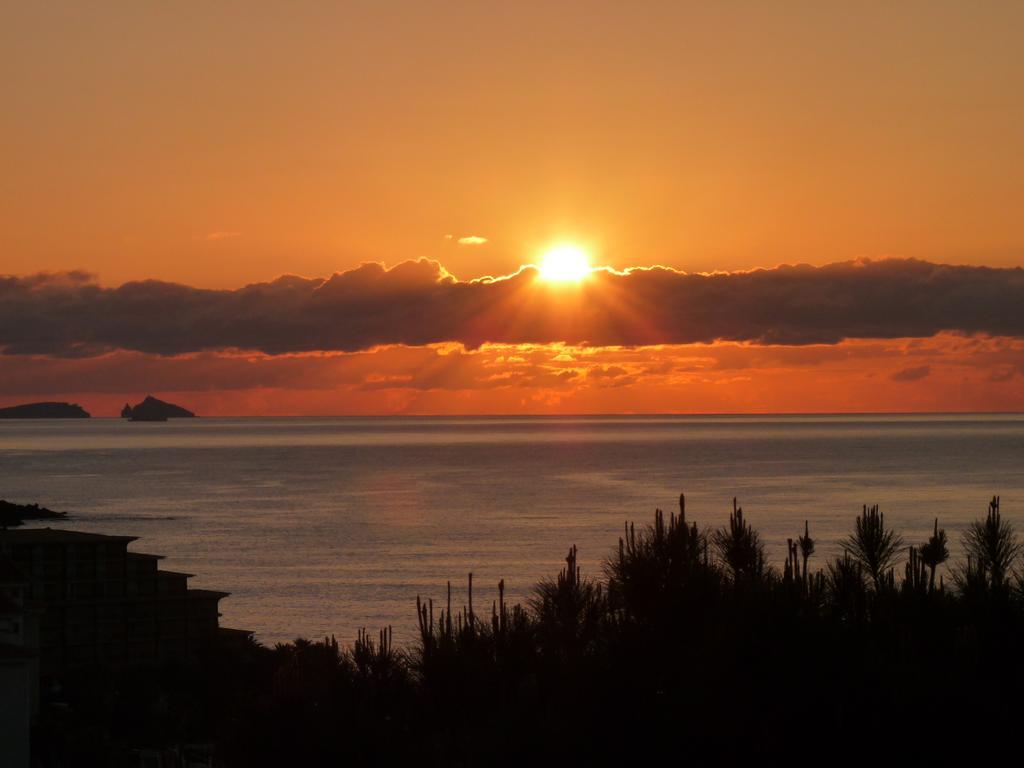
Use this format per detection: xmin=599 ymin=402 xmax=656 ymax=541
xmin=538 ymin=245 xmax=592 ymax=283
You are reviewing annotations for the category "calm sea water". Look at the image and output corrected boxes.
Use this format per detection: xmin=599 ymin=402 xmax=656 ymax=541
xmin=1 ymin=415 xmax=1023 ymax=644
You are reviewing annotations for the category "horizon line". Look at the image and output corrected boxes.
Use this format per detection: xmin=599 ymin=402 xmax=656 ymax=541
xmin=70 ymin=410 xmax=1024 ymax=419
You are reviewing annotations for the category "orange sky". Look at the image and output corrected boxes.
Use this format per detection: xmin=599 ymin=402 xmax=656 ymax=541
xmin=2 ymin=333 xmax=1023 ymax=417
xmin=2 ymin=4 xmax=1023 ymax=414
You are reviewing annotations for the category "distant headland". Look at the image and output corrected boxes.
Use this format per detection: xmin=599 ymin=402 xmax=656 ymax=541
xmin=0 ymin=499 xmax=68 ymax=527
xmin=0 ymin=401 xmax=90 ymax=419
xmin=121 ymin=395 xmax=197 ymax=421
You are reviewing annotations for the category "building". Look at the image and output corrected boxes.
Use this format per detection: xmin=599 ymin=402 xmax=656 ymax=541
xmin=0 ymin=554 xmax=38 ymax=768
xmin=0 ymin=527 xmax=247 ymax=681
xmin=0 ymin=527 xmax=249 ymax=766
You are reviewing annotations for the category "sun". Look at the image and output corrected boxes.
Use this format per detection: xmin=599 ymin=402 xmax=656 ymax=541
xmin=537 ymin=245 xmax=592 ymax=283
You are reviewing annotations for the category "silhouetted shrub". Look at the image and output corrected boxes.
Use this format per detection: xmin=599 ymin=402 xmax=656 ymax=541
xmin=957 ymin=496 xmax=1020 ymax=597
xmin=842 ymin=503 xmax=904 ymax=590
xmin=712 ymin=497 xmax=771 ymax=584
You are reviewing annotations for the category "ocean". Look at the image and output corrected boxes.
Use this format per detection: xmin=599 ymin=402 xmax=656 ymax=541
xmin=1 ymin=414 xmax=1022 ymax=644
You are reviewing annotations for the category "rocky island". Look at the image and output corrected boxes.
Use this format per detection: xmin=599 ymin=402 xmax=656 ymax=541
xmin=122 ymin=395 xmax=197 ymax=422
xmin=0 ymin=401 xmax=90 ymax=418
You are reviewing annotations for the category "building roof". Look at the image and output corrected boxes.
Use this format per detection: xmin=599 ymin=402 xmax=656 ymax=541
xmin=127 ymin=551 xmax=166 ymax=561
xmin=218 ymin=627 xmax=255 ymax=638
xmin=0 ymin=528 xmax=136 ymax=544
xmin=158 ymin=569 xmax=195 ymax=579
xmin=187 ymin=588 xmax=230 ymax=600
xmin=216 ymin=630 xmax=253 ymax=643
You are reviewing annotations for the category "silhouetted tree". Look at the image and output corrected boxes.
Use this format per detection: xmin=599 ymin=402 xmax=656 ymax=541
xmin=957 ymin=496 xmax=1020 ymax=597
xmin=530 ymin=545 xmax=605 ymax=662
xmin=842 ymin=504 xmax=904 ymax=590
xmin=919 ymin=518 xmax=949 ymax=592
xmin=712 ymin=498 xmax=768 ymax=583
xmin=798 ymin=519 xmax=815 ymax=587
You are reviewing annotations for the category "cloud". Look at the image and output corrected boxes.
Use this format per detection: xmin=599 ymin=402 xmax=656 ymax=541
xmin=988 ymin=366 xmax=1018 ymax=382
xmin=457 ymin=235 xmax=488 ymax=245
xmin=206 ymin=231 xmax=242 ymax=241
xmin=2 ymin=334 xmax=1021 ymax=415
xmin=3 ymin=258 xmax=1024 ymax=358
xmin=889 ymin=364 xmax=931 ymax=382
xmin=587 ymin=365 xmax=628 ymax=379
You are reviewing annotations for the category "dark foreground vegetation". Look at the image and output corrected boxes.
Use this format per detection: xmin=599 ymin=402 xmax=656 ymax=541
xmin=40 ymin=496 xmax=1024 ymax=766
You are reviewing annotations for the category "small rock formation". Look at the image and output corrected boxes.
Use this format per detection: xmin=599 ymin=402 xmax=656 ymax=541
xmin=122 ymin=395 xmax=197 ymax=422
xmin=0 ymin=402 xmax=90 ymax=419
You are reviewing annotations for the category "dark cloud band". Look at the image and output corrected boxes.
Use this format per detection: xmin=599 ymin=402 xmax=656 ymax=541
xmin=2 ymin=258 xmax=1022 ymax=357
